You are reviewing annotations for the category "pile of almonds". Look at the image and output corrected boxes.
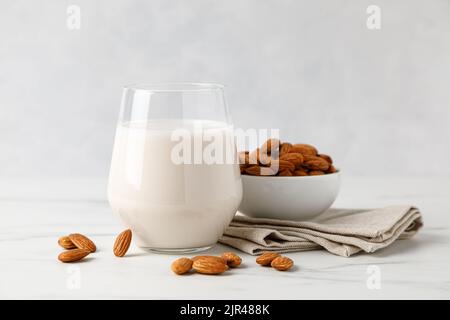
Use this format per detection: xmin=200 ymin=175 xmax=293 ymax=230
xmin=171 ymin=251 xmax=294 ymax=275
xmin=239 ymin=139 xmax=337 ymax=176
xmin=57 ymin=229 xmax=132 ymax=263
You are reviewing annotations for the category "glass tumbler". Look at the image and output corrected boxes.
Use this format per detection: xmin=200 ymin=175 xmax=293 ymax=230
xmin=107 ymin=83 xmax=242 ymax=253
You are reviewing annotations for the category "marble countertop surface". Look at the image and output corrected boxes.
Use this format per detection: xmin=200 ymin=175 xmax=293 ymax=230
xmin=0 ymin=177 xmax=449 ymax=299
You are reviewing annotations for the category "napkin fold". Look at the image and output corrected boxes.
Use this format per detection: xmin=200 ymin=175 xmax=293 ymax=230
xmin=219 ymin=205 xmax=423 ymax=257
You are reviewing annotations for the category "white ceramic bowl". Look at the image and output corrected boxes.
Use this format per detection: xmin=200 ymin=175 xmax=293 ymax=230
xmin=238 ymin=171 xmax=341 ymax=221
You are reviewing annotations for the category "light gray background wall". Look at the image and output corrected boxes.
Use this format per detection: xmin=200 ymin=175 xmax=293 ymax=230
xmin=1 ymin=0 xmax=449 ymax=178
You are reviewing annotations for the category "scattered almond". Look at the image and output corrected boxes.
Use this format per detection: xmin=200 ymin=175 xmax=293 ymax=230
xmin=69 ymin=233 xmax=97 ymax=252
xmin=221 ymin=252 xmax=242 ymax=267
xmin=192 ymin=256 xmax=228 ymax=275
xmin=171 ymin=257 xmax=193 ymax=275
xmin=58 ymin=249 xmax=90 ymax=263
xmin=271 ymin=256 xmax=294 ymax=271
xmin=192 ymin=255 xmax=226 ymax=264
xmin=113 ymin=229 xmax=132 ymax=257
xmin=58 ymin=236 xmax=77 ymax=250
xmin=256 ymin=252 xmax=280 ymax=266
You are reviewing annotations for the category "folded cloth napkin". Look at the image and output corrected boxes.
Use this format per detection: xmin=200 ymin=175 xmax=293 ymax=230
xmin=219 ymin=205 xmax=423 ymax=257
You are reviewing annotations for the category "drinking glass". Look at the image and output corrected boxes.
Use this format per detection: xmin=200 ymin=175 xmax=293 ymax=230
xmin=108 ymin=83 xmax=242 ymax=253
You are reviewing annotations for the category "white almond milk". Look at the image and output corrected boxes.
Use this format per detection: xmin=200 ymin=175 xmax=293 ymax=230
xmin=107 ymin=119 xmax=242 ymax=249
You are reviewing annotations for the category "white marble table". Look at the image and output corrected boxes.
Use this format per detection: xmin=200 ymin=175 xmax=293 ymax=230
xmin=0 ymin=177 xmax=449 ymax=299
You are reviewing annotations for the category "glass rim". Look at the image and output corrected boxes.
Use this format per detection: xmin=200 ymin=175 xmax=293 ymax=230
xmin=123 ymin=82 xmax=225 ymax=93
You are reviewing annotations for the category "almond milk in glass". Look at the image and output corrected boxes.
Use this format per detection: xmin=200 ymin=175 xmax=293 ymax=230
xmin=108 ymin=83 xmax=242 ymax=253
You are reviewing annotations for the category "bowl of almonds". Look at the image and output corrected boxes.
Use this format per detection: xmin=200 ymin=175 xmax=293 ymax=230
xmin=238 ymin=139 xmax=340 ymax=220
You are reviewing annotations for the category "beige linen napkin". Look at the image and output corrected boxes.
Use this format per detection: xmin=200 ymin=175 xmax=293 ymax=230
xmin=219 ymin=205 xmax=423 ymax=257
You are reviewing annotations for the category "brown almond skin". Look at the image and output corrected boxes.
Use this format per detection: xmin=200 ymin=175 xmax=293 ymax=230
xmin=256 ymin=252 xmax=280 ymax=266
xmin=238 ymin=151 xmax=250 ymax=166
xmin=278 ymin=170 xmax=293 ymax=176
xmin=58 ymin=236 xmax=77 ymax=250
xmin=248 ymin=148 xmax=260 ymax=165
xmin=58 ymin=249 xmax=90 ymax=263
xmin=221 ymin=252 xmax=242 ymax=267
xmin=244 ymin=165 xmax=276 ymax=176
xmin=279 ymin=143 xmax=292 ymax=155
xmin=245 ymin=165 xmax=261 ymax=176
xmin=113 ymin=229 xmax=132 ymax=257
xmin=69 ymin=233 xmax=97 ymax=253
xmin=259 ymin=153 xmax=272 ymax=166
xmin=318 ymin=154 xmax=333 ymax=164
xmin=309 ymin=170 xmax=325 ymax=176
xmin=192 ymin=257 xmax=228 ymax=275
xmin=192 ymin=255 xmax=226 ymax=264
xmin=271 ymin=160 xmax=295 ymax=173
xmin=302 ymin=154 xmax=317 ymax=162
xmin=327 ymin=165 xmax=337 ymax=173
xmin=290 ymin=144 xmax=317 ymax=156
xmin=171 ymin=257 xmax=193 ymax=275
xmin=280 ymin=153 xmax=304 ymax=168
xmin=304 ymin=157 xmax=329 ymax=171
xmin=260 ymin=138 xmax=280 ymax=154
xmin=271 ymin=256 xmax=294 ymax=271
xmin=293 ymin=169 xmax=308 ymax=176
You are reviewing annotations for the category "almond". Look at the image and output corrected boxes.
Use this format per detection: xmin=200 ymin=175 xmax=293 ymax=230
xmin=259 ymin=153 xmax=272 ymax=166
xmin=304 ymin=156 xmax=329 ymax=171
xmin=293 ymin=169 xmax=308 ymax=176
xmin=280 ymin=153 xmax=304 ymax=168
xmin=260 ymin=138 xmax=280 ymax=154
xmin=278 ymin=169 xmax=293 ymax=176
xmin=171 ymin=257 xmax=193 ymax=275
xmin=318 ymin=154 xmax=333 ymax=164
xmin=192 ymin=255 xmax=227 ymax=264
xmin=279 ymin=143 xmax=292 ymax=155
xmin=240 ymin=165 xmax=246 ymax=174
xmin=244 ymin=165 xmax=276 ymax=176
xmin=238 ymin=151 xmax=250 ymax=166
xmin=58 ymin=249 xmax=90 ymax=263
xmin=221 ymin=252 xmax=242 ymax=267
xmin=113 ymin=229 xmax=132 ymax=257
xmin=271 ymin=160 xmax=295 ymax=173
xmin=256 ymin=252 xmax=280 ymax=266
xmin=192 ymin=256 xmax=228 ymax=275
xmin=309 ymin=170 xmax=325 ymax=176
xmin=69 ymin=233 xmax=96 ymax=253
xmin=327 ymin=165 xmax=337 ymax=173
xmin=58 ymin=236 xmax=76 ymax=250
xmin=245 ymin=165 xmax=260 ymax=175
xmin=248 ymin=148 xmax=261 ymax=165
xmin=302 ymin=154 xmax=317 ymax=162
xmin=290 ymin=144 xmax=317 ymax=156
xmin=271 ymin=256 xmax=294 ymax=271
